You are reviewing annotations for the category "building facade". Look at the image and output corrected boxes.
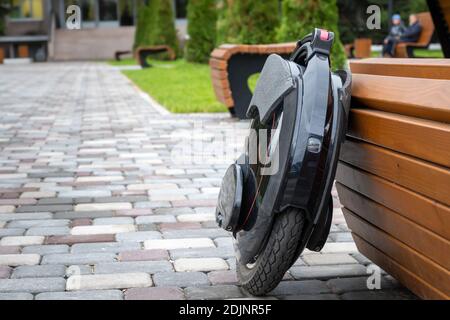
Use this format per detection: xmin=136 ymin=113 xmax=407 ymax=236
xmin=2 ymin=0 xmax=188 ymax=60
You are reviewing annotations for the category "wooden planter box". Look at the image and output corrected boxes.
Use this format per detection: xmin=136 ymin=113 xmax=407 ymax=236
xmin=336 ymin=58 xmax=450 ymax=300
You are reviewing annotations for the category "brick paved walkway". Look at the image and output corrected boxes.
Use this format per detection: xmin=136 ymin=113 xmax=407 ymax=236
xmin=0 ymin=62 xmax=417 ymax=300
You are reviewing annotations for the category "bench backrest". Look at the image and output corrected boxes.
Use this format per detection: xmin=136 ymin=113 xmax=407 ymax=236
xmin=415 ymin=12 xmax=435 ymax=45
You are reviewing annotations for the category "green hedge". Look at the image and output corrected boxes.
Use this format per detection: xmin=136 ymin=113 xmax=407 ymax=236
xmin=133 ymin=0 xmax=178 ymax=56
xmin=185 ymin=0 xmax=217 ymax=63
xmin=277 ymin=0 xmax=346 ymax=69
xmin=216 ymin=0 xmax=280 ymax=45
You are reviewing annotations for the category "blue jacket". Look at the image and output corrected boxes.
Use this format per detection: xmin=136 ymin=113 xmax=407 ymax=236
xmin=400 ymin=22 xmax=422 ymax=42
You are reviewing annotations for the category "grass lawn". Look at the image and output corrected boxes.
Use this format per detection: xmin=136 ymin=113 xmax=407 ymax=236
xmin=371 ymin=49 xmax=444 ymax=58
xmin=108 ymin=58 xmax=138 ymax=66
xmin=117 ymin=59 xmax=227 ymax=113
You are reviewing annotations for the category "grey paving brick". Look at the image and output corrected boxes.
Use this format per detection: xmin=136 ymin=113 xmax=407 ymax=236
xmin=0 ymin=292 xmax=34 ymax=300
xmin=153 ymin=272 xmax=209 ymax=287
xmin=93 ymin=217 xmax=135 ymax=225
xmin=71 ymin=242 xmax=140 ymax=254
xmin=25 ymin=227 xmax=71 ymax=236
xmin=326 ymin=276 xmax=397 ymax=294
xmin=12 ymin=265 xmax=66 ymax=278
xmin=280 ymin=293 xmax=340 ymax=300
xmin=0 ymin=212 xmax=53 ymax=221
xmin=116 ymin=231 xmax=162 ymax=242
xmin=22 ymin=245 xmax=69 ymax=255
xmin=170 ymin=246 xmax=234 ymax=259
xmin=95 ymin=261 xmax=172 ymax=274
xmin=7 ymin=219 xmax=70 ymax=228
xmin=185 ymin=285 xmax=243 ymax=300
xmin=16 ymin=205 xmax=73 ymax=213
xmin=341 ymin=289 xmax=417 ymax=300
xmin=41 ymin=253 xmax=117 ymax=265
xmin=0 ymin=228 xmax=25 ymax=237
xmin=289 ymin=265 xmax=368 ymax=280
xmin=162 ymin=228 xmax=228 ymax=239
xmin=269 ymin=280 xmax=331 ymax=296
xmin=0 ymin=277 xmax=66 ymax=293
xmin=36 ymin=290 xmax=123 ymax=300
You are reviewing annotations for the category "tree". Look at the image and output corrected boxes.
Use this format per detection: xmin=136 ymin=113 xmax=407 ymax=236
xmin=277 ymin=0 xmax=346 ymax=69
xmin=216 ymin=0 xmax=280 ymax=45
xmin=0 ymin=0 xmax=10 ymax=36
xmin=185 ymin=0 xmax=217 ymax=63
xmin=133 ymin=0 xmax=178 ymax=56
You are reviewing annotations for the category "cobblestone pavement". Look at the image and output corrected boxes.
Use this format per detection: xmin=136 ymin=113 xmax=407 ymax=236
xmin=0 ymin=62 xmax=417 ymax=300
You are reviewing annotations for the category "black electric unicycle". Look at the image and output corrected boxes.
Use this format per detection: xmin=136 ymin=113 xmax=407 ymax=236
xmin=215 ymin=29 xmax=352 ymax=295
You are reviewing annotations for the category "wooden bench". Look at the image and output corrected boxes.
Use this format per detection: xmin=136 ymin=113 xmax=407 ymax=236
xmin=209 ymin=43 xmax=296 ymax=119
xmin=395 ymin=12 xmax=435 ymax=58
xmin=336 ymin=58 xmax=450 ymax=300
xmin=345 ymin=38 xmax=372 ymax=59
xmin=0 ymin=47 xmax=4 ymax=64
xmin=115 ymin=50 xmax=132 ymax=61
xmin=135 ymin=45 xmax=176 ymax=68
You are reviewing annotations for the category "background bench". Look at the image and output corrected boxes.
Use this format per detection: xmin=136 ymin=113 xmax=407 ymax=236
xmin=209 ymin=43 xmax=296 ymax=119
xmin=336 ymin=58 xmax=450 ymax=299
xmin=395 ymin=12 xmax=435 ymax=58
xmin=135 ymin=45 xmax=176 ymax=68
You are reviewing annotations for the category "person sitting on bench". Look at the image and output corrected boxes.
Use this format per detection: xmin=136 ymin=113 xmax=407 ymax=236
xmin=383 ymin=14 xmax=422 ymax=57
xmin=382 ymin=14 xmax=405 ymax=56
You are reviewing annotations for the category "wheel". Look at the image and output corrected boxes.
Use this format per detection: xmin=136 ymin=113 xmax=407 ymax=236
xmin=236 ymin=207 xmax=305 ymax=295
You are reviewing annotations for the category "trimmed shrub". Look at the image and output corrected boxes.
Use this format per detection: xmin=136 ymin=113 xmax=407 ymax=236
xmin=217 ymin=0 xmax=280 ymax=45
xmin=277 ymin=0 xmax=346 ymax=69
xmin=133 ymin=0 xmax=178 ymax=56
xmin=185 ymin=0 xmax=217 ymax=63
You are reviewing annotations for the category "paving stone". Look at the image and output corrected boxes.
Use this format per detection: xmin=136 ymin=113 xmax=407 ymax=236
xmin=16 ymin=205 xmax=73 ymax=213
xmin=326 ymin=276 xmax=397 ymax=294
xmin=159 ymin=222 xmax=201 ymax=232
xmin=341 ymin=289 xmax=417 ymax=300
xmin=25 ymin=227 xmax=70 ymax=236
xmin=177 ymin=213 xmax=215 ymax=222
xmin=214 ymin=237 xmax=233 ymax=248
xmin=0 ymin=228 xmax=25 ymax=237
xmin=185 ymin=285 xmax=243 ymax=300
xmin=59 ymin=190 xmax=112 ymax=198
xmin=208 ymin=270 xmax=238 ymax=285
xmin=0 ymin=277 xmax=66 ymax=293
xmin=93 ymin=217 xmax=134 ymax=225
xmin=22 ymin=245 xmax=69 ymax=255
xmin=136 ymin=215 xmax=177 ymax=224
xmin=116 ymin=231 xmax=161 ymax=242
xmin=71 ymin=224 xmax=136 ymax=235
xmin=321 ymin=242 xmax=358 ymax=253
xmin=8 ymin=219 xmax=70 ymax=228
xmin=144 ymin=238 xmax=214 ymax=250
xmin=0 ymin=292 xmax=34 ymax=300
xmin=71 ymin=218 xmax=92 ymax=227
xmin=351 ymin=252 xmax=373 ymax=265
xmin=12 ymin=265 xmax=66 ymax=278
xmin=45 ymin=234 xmax=116 ymax=245
xmin=169 ymin=246 xmax=234 ymax=259
xmin=20 ymin=191 xmax=56 ymax=198
xmin=41 ymin=253 xmax=116 ymax=265
xmin=174 ymin=258 xmax=228 ymax=272
xmin=66 ymin=265 xmax=93 ymax=276
xmin=0 ymin=206 xmax=15 ymax=213
xmin=74 ymin=202 xmax=132 ymax=212
xmin=71 ymin=242 xmax=140 ymax=254
xmin=118 ymin=250 xmax=169 ymax=262
xmin=94 ymin=261 xmax=172 ymax=274
xmin=66 ymin=273 xmax=151 ymax=291
xmin=76 ymin=176 xmax=124 ymax=183
xmin=329 ymin=232 xmax=354 ymax=242
xmin=289 ymin=265 xmax=368 ymax=280
xmin=0 ymin=254 xmax=41 ymax=266
xmin=302 ymin=253 xmax=359 ymax=266
xmin=0 ymin=266 xmax=11 ymax=279
xmin=54 ymin=210 xmax=116 ymax=219
xmin=153 ymin=272 xmax=209 ymax=287
xmin=36 ymin=290 xmax=123 ymax=300
xmin=162 ymin=228 xmax=228 ymax=239
xmin=0 ymin=212 xmax=53 ymax=221
xmin=269 ymin=280 xmax=331 ymax=296
xmin=125 ymin=287 xmax=185 ymax=300
xmin=0 ymin=246 xmax=21 ymax=255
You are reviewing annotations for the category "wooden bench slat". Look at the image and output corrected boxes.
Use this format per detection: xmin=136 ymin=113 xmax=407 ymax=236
xmin=348 ymin=109 xmax=450 ymax=167
xmin=336 ymin=162 xmax=450 ymax=240
xmin=351 ymin=74 xmax=450 ymax=123
xmin=344 ymin=209 xmax=450 ymax=298
xmin=340 ymin=139 xmax=450 ymax=206
xmin=338 ymin=184 xmax=450 ymax=270
xmin=350 ymin=224 xmax=449 ymax=299
xmin=350 ymin=58 xmax=450 ymax=80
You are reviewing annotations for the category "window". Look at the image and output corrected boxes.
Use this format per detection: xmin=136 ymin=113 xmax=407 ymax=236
xmin=119 ymin=0 xmax=134 ymax=26
xmin=99 ymin=0 xmax=118 ymax=21
xmin=10 ymin=0 xmax=43 ymax=20
xmin=175 ymin=0 xmax=187 ymax=19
